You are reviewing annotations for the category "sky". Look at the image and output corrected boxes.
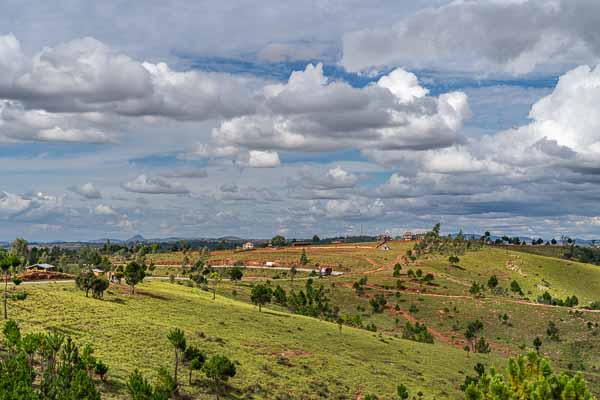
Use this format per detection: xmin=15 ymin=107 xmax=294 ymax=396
xmin=2 ymin=0 xmax=600 ymax=241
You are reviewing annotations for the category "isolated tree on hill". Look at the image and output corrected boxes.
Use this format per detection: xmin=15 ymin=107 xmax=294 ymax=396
xmin=271 ymin=235 xmax=286 ymax=247
xmin=167 ymin=328 xmax=187 ymax=386
xmin=487 ymin=275 xmax=498 ymax=289
xmin=510 ymin=280 xmax=523 ymax=295
xmin=0 ymin=255 xmax=20 ymax=320
xmin=290 ymin=265 xmax=297 ymax=286
xmin=312 ymin=235 xmax=320 ymax=243
xmin=124 ymin=261 xmax=146 ymax=294
xmin=448 ymin=255 xmax=460 ymax=266
xmin=393 ymin=263 xmax=402 ymax=277
xmin=203 ymin=354 xmax=236 ymax=400
xmin=300 ymin=249 xmax=309 ymax=265
xmin=251 ymin=284 xmax=272 ymax=312
xmin=209 ymin=271 xmax=222 ymax=300
xmin=184 ymin=346 xmax=206 ymax=385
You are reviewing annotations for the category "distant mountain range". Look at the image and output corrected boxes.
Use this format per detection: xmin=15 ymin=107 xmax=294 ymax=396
xmin=2 ymin=232 xmax=599 ymax=248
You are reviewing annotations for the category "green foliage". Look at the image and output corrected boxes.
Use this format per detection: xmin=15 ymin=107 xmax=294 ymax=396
xmin=533 ymin=337 xmax=542 ymax=353
xmin=124 ymin=261 xmax=147 ymax=294
xmin=94 ymin=360 xmax=109 ymax=381
xmin=352 ymin=276 xmax=368 ymax=296
xmin=184 ymin=346 xmax=206 ymax=384
xmin=487 ymin=275 xmax=498 ymax=289
xmin=203 ymin=354 xmax=237 ymax=397
xmin=272 ymin=285 xmax=287 ymax=305
xmin=369 ymin=293 xmax=387 ymax=313
xmin=251 ymin=284 xmax=272 ymax=311
xmin=469 ymin=282 xmax=484 ymax=296
xmin=271 ymin=235 xmax=286 ymax=248
xmin=393 ymin=263 xmax=402 ymax=277
xmin=510 ymin=280 xmax=523 ymax=295
xmin=228 ymin=266 xmax=244 ymax=282
xmin=75 ymin=271 xmax=109 ymax=299
xmin=300 ymin=248 xmax=309 ymax=265
xmin=465 ymin=352 xmax=595 ymax=399
xmin=402 ymin=321 xmax=434 ymax=344
xmin=0 ymin=321 xmax=101 ymax=400
xmin=154 ymin=367 xmax=177 ymax=398
xmin=474 ymin=337 xmax=491 ymax=354
xmin=127 ymin=369 xmax=155 ymax=400
xmin=537 ymin=291 xmax=579 ymax=307
xmin=167 ymin=328 xmax=186 ymax=384
xmin=397 ymin=384 xmax=409 ymax=399
xmin=546 ymin=321 xmax=560 ymax=341
xmin=287 ymin=279 xmax=337 ymax=320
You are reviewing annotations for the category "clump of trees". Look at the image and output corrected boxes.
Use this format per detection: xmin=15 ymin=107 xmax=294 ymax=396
xmin=464 ymin=352 xmax=595 ymax=399
xmin=464 ymin=320 xmax=489 ymax=353
xmin=369 ymin=294 xmax=387 ymax=313
xmin=270 ymin=235 xmax=286 ymax=248
xmin=75 ymin=271 xmax=110 ymax=299
xmin=352 ymin=277 xmax=368 ymax=296
xmin=287 ymin=279 xmax=337 ymax=320
xmin=537 ymin=292 xmax=579 ymax=307
xmin=0 ymin=320 xmax=104 ymax=399
xmin=402 ymin=321 xmax=434 ymax=344
xmin=410 ymin=224 xmax=483 ymax=260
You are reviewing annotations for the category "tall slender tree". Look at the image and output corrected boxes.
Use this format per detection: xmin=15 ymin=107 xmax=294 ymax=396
xmin=0 ymin=255 xmax=20 ymax=319
xmin=167 ymin=328 xmax=187 ymax=386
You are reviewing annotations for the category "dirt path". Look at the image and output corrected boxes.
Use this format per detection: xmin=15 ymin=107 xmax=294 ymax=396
xmin=389 ymin=306 xmax=458 ymax=347
xmin=363 ymin=257 xmax=387 ymax=274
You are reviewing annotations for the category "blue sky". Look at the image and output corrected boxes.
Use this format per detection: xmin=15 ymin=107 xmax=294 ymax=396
xmin=1 ymin=0 xmax=600 ymax=241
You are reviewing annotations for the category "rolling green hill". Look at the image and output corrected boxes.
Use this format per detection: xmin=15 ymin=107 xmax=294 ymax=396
xmin=9 ymin=281 xmax=494 ymax=399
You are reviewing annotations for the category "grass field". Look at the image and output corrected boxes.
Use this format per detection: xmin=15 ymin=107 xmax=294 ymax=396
xmin=9 ymin=280 xmax=494 ymax=399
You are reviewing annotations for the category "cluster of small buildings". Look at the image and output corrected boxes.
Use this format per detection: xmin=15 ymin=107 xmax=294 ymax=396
xmin=401 ymin=232 xmax=425 ymax=241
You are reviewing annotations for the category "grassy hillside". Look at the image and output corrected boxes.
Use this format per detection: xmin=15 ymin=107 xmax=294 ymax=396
xmin=421 ymin=247 xmax=600 ymax=304
xmin=9 ymin=281 xmax=493 ymax=399
xmin=21 ymin=242 xmax=600 ymax=398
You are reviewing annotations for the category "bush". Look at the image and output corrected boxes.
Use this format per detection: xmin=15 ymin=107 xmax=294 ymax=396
xmin=11 ymin=291 xmax=27 ymax=301
xmin=546 ymin=321 xmax=560 ymax=341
